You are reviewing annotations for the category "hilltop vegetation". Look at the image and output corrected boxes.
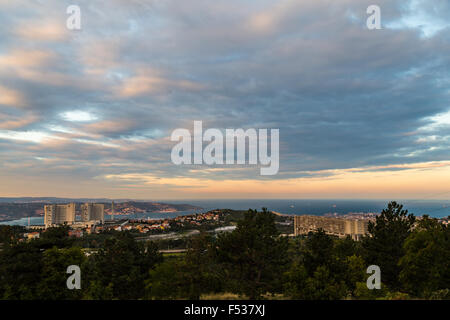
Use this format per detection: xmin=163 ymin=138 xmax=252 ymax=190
xmin=0 ymin=202 xmax=448 ymax=300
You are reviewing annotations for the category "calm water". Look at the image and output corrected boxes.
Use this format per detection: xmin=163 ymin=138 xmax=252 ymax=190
xmin=170 ymin=199 xmax=450 ymax=218
xmin=1 ymin=199 xmax=449 ymax=226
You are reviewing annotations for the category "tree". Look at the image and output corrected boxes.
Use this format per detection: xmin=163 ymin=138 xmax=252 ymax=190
xmin=145 ymin=259 xmax=191 ymax=299
xmin=86 ymin=232 xmax=162 ymax=299
xmin=146 ymin=233 xmax=223 ymax=300
xmin=283 ymin=261 xmax=309 ymax=299
xmin=215 ymin=208 xmax=289 ymax=299
xmin=302 ymin=266 xmax=348 ymax=300
xmin=39 ymin=226 xmax=74 ymax=249
xmin=0 ymin=241 xmax=43 ymax=299
xmin=0 ymin=225 xmax=25 ymax=245
xmin=284 ymin=231 xmax=361 ymax=299
xmin=302 ymin=229 xmax=334 ymax=275
xmin=398 ymin=216 xmax=450 ymax=297
xmin=183 ymin=233 xmax=223 ymax=299
xmin=362 ymin=201 xmax=415 ymax=289
xmin=36 ymin=246 xmax=85 ymax=300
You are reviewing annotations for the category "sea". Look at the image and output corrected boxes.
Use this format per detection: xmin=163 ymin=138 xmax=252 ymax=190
xmin=1 ymin=199 xmax=449 ymax=226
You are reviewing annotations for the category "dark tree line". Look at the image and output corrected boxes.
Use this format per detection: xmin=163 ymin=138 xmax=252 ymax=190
xmin=0 ymin=202 xmax=449 ymax=300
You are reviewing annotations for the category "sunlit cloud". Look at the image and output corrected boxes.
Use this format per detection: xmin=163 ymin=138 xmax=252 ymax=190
xmin=420 ymin=110 xmax=450 ymax=131
xmin=74 ymin=138 xmax=121 ymax=149
xmin=14 ymin=20 xmax=68 ymax=41
xmin=428 ymin=110 xmax=450 ymax=127
xmin=0 ymin=0 xmax=449 ymax=198
xmin=0 ymin=86 xmax=26 ymax=108
xmin=116 ymin=73 xmax=204 ymax=98
xmin=0 ymin=130 xmax=53 ymax=143
xmin=60 ymin=111 xmax=98 ymax=122
xmin=0 ymin=112 xmax=37 ymax=129
xmin=102 ymin=160 xmax=450 ymax=199
xmin=0 ymin=49 xmax=55 ymax=68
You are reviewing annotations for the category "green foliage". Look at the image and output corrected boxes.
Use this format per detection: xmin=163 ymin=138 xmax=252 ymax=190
xmin=146 ymin=233 xmax=224 ymax=300
xmin=0 ymin=203 xmax=448 ymax=300
xmin=0 ymin=225 xmax=25 ymax=244
xmin=37 ymin=247 xmax=85 ymax=300
xmin=183 ymin=233 xmax=223 ymax=299
xmin=284 ymin=231 xmax=365 ymax=299
xmin=146 ymin=259 xmax=191 ymax=299
xmin=39 ymin=226 xmax=74 ymax=249
xmin=398 ymin=216 xmax=450 ymax=297
xmin=353 ymin=281 xmax=389 ymax=300
xmin=302 ymin=229 xmax=334 ymax=274
xmin=302 ymin=266 xmax=348 ymax=300
xmin=382 ymin=291 xmax=411 ymax=300
xmin=85 ymin=232 xmax=162 ymax=299
xmin=283 ymin=262 xmax=309 ymax=299
xmin=0 ymin=241 xmax=43 ymax=299
xmin=83 ymin=280 xmax=114 ymax=300
xmin=427 ymin=289 xmax=450 ymax=300
xmin=215 ymin=208 xmax=289 ymax=299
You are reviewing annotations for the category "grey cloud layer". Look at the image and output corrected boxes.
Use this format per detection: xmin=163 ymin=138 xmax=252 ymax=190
xmin=0 ymin=0 xmax=449 ymax=183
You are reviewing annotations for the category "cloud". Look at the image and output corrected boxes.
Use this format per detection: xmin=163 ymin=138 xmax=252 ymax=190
xmin=0 ymin=130 xmax=53 ymax=143
xmin=60 ymin=110 xmax=98 ymax=122
xmin=0 ymin=0 xmax=449 ymax=198
xmin=14 ymin=20 xmax=68 ymax=41
xmin=0 ymin=49 xmax=55 ymax=68
xmin=0 ymin=112 xmax=38 ymax=129
xmin=115 ymin=68 xmax=205 ymax=98
xmin=0 ymin=86 xmax=27 ymax=107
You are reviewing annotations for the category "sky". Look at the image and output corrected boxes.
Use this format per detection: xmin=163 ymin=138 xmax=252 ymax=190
xmin=0 ymin=0 xmax=449 ymax=200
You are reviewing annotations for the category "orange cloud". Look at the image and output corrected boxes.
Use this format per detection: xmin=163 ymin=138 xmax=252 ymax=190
xmin=115 ymin=67 xmax=204 ymax=98
xmin=103 ymin=160 xmax=450 ymax=199
xmin=81 ymin=120 xmax=137 ymax=135
xmin=78 ymin=40 xmax=121 ymax=76
xmin=0 ymin=113 xmax=37 ymax=129
xmin=0 ymin=86 xmax=26 ymax=107
xmin=14 ymin=20 xmax=68 ymax=41
xmin=0 ymin=49 xmax=54 ymax=68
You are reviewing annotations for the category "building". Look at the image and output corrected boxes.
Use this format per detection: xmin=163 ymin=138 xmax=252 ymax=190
xmin=294 ymin=215 xmax=370 ymax=240
xmin=44 ymin=203 xmax=76 ymax=228
xmin=68 ymin=229 xmax=84 ymax=238
xmin=24 ymin=232 xmax=40 ymax=240
xmin=81 ymin=203 xmax=105 ymax=224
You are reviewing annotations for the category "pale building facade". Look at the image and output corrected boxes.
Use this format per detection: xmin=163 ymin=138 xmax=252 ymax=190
xmin=294 ymin=215 xmax=370 ymax=240
xmin=81 ymin=203 xmax=105 ymax=224
xmin=44 ymin=203 xmax=76 ymax=228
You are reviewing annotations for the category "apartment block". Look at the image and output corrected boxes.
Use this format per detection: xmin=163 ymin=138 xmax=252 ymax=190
xmin=81 ymin=203 xmax=105 ymax=224
xmin=294 ymin=215 xmax=370 ymax=240
xmin=44 ymin=203 xmax=76 ymax=228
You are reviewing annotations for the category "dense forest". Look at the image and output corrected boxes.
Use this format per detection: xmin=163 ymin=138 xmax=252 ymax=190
xmin=0 ymin=202 xmax=448 ymax=300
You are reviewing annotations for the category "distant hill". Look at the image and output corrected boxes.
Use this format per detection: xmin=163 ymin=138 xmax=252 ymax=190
xmin=106 ymin=201 xmax=201 ymax=215
xmin=0 ymin=199 xmax=202 ymax=222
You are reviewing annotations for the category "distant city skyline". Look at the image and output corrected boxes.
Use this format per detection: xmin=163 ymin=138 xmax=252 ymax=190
xmin=1 ymin=0 xmax=449 ymax=199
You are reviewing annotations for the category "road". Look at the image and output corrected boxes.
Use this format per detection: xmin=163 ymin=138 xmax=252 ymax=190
xmin=136 ymin=229 xmax=200 ymax=241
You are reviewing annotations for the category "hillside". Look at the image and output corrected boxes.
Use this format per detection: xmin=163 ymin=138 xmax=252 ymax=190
xmin=0 ymin=200 xmax=202 ymax=222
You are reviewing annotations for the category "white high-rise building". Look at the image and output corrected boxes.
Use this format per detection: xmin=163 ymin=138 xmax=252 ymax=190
xmin=81 ymin=203 xmax=105 ymax=224
xmin=44 ymin=203 xmax=76 ymax=228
